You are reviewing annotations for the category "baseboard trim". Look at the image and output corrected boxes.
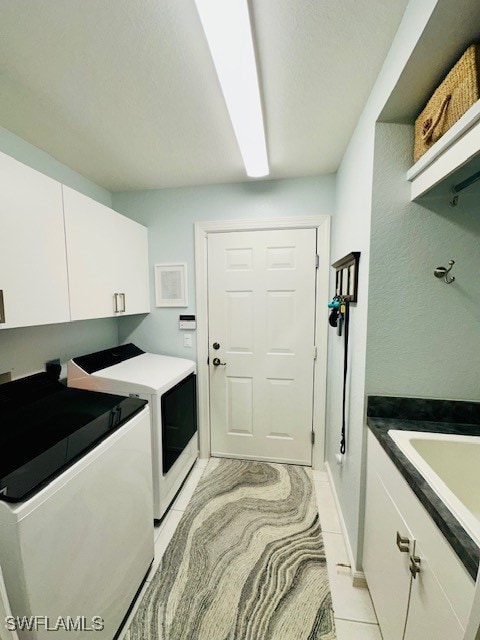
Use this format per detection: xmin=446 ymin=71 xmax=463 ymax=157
xmin=325 ymin=461 xmax=367 ymax=589
xmin=352 ymin=572 xmax=367 ymax=588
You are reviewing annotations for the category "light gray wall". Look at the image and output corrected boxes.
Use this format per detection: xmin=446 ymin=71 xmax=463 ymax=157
xmin=112 ymin=175 xmax=336 ymax=357
xmin=0 ymin=127 xmax=111 ymax=206
xmin=0 ymin=128 xmax=117 ymax=380
xmin=367 ymin=123 xmax=480 ymax=400
xmin=325 ymin=0 xmax=440 ymax=569
xmin=325 ymin=109 xmax=375 ymax=570
xmin=0 ymin=319 xmax=118 ymax=380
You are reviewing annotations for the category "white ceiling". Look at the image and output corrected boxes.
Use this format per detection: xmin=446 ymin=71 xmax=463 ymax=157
xmin=0 ymin=0 xmax=409 ymax=192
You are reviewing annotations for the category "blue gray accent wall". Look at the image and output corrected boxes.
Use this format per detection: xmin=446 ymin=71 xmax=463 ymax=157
xmin=367 ymin=122 xmax=480 ymax=402
xmin=112 ymin=175 xmax=335 ymax=358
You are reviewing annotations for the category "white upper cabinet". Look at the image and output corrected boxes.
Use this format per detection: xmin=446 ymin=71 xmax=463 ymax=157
xmin=0 ymin=151 xmax=70 ymax=329
xmin=63 ymin=186 xmax=149 ymax=321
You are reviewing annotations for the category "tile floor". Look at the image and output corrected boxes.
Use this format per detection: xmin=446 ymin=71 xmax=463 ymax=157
xmin=119 ymin=459 xmax=382 ymax=640
xmin=312 ymin=470 xmax=382 ymax=639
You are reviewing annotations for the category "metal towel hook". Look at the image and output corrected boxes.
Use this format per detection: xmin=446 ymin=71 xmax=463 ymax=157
xmin=433 ymin=260 xmax=455 ymax=284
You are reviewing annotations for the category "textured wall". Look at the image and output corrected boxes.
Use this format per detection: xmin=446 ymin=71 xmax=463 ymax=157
xmin=0 ymin=129 xmax=117 ymax=380
xmin=326 ymin=110 xmax=375 ymax=572
xmin=325 ymin=0 xmax=440 ymax=570
xmin=367 ymin=123 xmax=480 ymax=400
xmin=112 ymin=175 xmax=335 ymax=357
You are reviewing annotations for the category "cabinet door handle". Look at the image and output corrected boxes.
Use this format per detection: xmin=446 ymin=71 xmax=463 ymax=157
xmin=396 ymin=531 xmax=410 ymax=553
xmin=0 ymin=290 xmax=5 ymax=324
xmin=114 ymin=293 xmax=126 ymax=313
xmin=409 ymin=555 xmax=421 ymax=579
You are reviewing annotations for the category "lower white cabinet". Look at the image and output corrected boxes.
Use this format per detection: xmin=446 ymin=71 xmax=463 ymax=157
xmin=63 ymin=186 xmax=149 ymax=321
xmin=363 ymin=464 xmax=412 ymax=640
xmin=403 ymin=537 xmax=464 ymax=639
xmin=363 ymin=430 xmax=474 ymax=640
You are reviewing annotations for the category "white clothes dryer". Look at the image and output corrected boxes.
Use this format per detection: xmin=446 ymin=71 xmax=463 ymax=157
xmin=68 ymin=344 xmax=198 ymax=521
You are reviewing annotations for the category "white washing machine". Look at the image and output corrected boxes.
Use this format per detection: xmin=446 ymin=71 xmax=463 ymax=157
xmin=68 ymin=344 xmax=198 ymax=521
xmin=0 ymin=373 xmax=154 ymax=640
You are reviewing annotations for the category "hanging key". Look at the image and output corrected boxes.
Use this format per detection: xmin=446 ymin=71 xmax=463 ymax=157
xmin=337 ymin=301 xmax=345 ymax=336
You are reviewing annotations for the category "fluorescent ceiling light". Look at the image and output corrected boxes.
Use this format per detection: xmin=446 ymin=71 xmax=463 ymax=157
xmin=194 ymin=0 xmax=269 ymax=178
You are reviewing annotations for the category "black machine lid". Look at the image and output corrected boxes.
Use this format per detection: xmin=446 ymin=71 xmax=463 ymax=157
xmin=72 ymin=343 xmax=145 ymax=374
xmin=0 ymin=373 xmax=147 ymax=503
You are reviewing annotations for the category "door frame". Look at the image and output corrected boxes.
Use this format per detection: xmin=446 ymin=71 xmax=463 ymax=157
xmin=194 ymin=215 xmax=331 ymax=470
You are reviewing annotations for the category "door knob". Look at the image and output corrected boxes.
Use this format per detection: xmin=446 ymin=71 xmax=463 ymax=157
xmin=212 ymin=357 xmax=227 ymax=367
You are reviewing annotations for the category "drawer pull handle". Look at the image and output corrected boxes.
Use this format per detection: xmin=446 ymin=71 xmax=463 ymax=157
xmin=0 ymin=290 xmax=5 ymax=324
xmin=410 ymin=555 xmax=421 ymax=579
xmin=396 ymin=531 xmax=410 ymax=553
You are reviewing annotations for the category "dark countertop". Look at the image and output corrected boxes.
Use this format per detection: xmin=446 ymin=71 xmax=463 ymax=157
xmin=367 ymin=396 xmax=480 ymax=581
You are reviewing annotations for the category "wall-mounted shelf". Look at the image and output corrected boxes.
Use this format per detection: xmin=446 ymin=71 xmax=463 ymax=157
xmin=332 ymin=252 xmax=360 ymax=302
xmin=406 ymin=99 xmax=480 ymax=201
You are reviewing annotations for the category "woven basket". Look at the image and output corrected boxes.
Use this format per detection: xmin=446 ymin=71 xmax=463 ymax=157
xmin=414 ymin=44 xmax=480 ymax=163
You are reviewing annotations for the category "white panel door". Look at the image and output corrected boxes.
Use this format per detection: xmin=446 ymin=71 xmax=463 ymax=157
xmin=208 ymin=229 xmax=317 ymax=464
xmin=0 ymin=151 xmax=70 ymax=329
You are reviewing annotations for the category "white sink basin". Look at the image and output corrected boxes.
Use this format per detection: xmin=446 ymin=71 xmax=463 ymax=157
xmin=388 ymin=429 xmax=480 ymax=546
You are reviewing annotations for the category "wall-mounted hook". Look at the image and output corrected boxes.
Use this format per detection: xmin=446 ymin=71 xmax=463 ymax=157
xmin=450 ymin=191 xmax=459 ymax=207
xmin=434 ymin=260 xmax=455 ymax=284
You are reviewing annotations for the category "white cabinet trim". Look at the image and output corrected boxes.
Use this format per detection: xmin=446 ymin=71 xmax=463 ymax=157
xmin=407 ymin=100 xmax=480 ymax=199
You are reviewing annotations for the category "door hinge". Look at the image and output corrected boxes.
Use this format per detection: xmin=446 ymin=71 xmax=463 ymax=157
xmin=313 ymin=345 xmax=317 ymax=360
xmin=311 ymin=431 xmax=315 ymax=445
xmin=315 ymin=254 xmax=319 ymax=269
xmin=207 ymin=356 xmax=209 ymax=365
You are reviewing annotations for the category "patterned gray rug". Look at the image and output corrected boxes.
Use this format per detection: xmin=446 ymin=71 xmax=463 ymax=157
xmin=125 ymin=459 xmax=336 ymax=640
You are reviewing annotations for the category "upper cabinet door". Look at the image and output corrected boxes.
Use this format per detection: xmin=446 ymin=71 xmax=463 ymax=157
xmin=63 ymin=186 xmax=149 ymax=321
xmin=0 ymin=151 xmax=70 ymax=329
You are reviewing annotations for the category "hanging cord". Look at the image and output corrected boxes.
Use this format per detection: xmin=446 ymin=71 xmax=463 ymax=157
xmin=340 ymin=300 xmax=350 ymax=455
